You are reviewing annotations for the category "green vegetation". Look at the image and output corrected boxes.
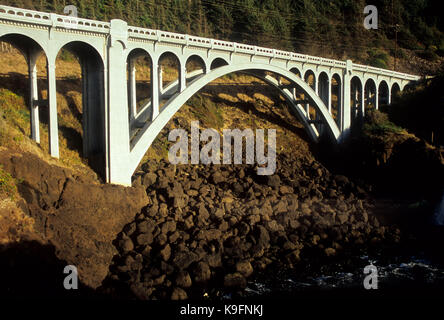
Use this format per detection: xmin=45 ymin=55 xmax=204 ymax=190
xmin=1 ymin=0 xmax=442 ymax=67
xmin=0 ymin=88 xmax=30 ymax=147
xmin=188 ymin=95 xmax=224 ymax=131
xmin=366 ymin=48 xmax=390 ymax=69
xmin=0 ymin=165 xmax=17 ymax=200
xmin=363 ymin=109 xmax=404 ymax=136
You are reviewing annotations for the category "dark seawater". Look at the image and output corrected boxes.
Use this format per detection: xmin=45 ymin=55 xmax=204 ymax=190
xmin=218 ymin=196 xmax=444 ymax=300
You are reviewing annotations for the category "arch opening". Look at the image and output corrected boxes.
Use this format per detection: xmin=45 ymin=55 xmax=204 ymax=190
xmin=303 ymin=70 xmax=317 ymax=121
xmin=127 ymin=48 xmax=152 ymax=123
xmin=185 ymin=55 xmax=206 ymax=86
xmin=128 ymin=64 xmax=341 ymax=179
xmin=158 ymin=52 xmax=181 ymax=111
xmin=378 ymin=80 xmax=390 ymax=107
xmin=364 ymin=78 xmax=377 ymax=114
xmin=210 ymin=58 xmax=228 ymax=70
xmin=391 ymin=82 xmax=401 ymax=103
xmin=55 ymin=41 xmax=106 ymax=178
xmin=331 ymin=73 xmax=342 ymax=128
xmin=318 ymin=72 xmax=329 ymax=107
xmin=350 ymin=76 xmax=363 ymax=126
xmin=0 ymin=33 xmax=48 ymax=149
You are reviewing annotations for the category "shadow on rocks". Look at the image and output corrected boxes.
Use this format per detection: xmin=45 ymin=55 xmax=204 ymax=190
xmin=0 ymin=240 xmax=107 ymax=299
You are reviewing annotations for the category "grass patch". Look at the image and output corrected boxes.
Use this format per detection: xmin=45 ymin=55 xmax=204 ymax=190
xmin=0 ymin=165 xmax=17 ymax=200
xmin=363 ymin=110 xmax=404 ymax=136
xmin=188 ymin=95 xmax=224 ymax=130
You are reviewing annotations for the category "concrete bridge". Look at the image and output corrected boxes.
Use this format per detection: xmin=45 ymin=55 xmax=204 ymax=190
xmin=0 ymin=5 xmax=420 ymax=186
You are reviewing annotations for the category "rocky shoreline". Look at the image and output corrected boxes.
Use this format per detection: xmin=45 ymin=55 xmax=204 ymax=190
xmin=100 ymin=152 xmax=403 ymax=300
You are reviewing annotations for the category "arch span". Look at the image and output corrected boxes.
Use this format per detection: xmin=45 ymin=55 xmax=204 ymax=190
xmin=0 ymin=32 xmax=47 ymax=57
xmin=128 ymin=63 xmax=341 ymax=178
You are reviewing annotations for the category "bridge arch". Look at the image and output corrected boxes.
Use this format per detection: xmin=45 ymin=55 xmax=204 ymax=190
xmin=0 ymin=32 xmax=48 ymax=146
xmin=0 ymin=32 xmax=47 ymax=58
xmin=303 ymin=69 xmax=316 ymax=91
xmin=289 ymin=67 xmax=301 ymax=78
xmin=318 ymin=71 xmax=330 ymax=107
xmin=55 ymin=40 xmax=107 ymax=177
xmin=331 ymin=73 xmax=342 ymax=127
xmin=391 ymin=82 xmax=401 ymax=102
xmin=210 ymin=57 xmax=229 ymax=70
xmin=378 ymin=80 xmax=390 ymax=106
xmin=50 ymin=39 xmax=105 ymax=63
xmin=350 ymin=76 xmax=364 ymax=125
xmin=128 ymin=63 xmax=341 ymax=179
xmin=126 ymin=48 xmax=153 ymax=123
xmin=364 ymin=78 xmax=377 ymax=112
xmin=158 ymin=51 xmax=182 ymax=103
xmin=185 ymin=54 xmax=207 ymax=83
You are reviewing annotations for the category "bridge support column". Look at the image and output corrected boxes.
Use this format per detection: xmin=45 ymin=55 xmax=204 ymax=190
xmin=128 ymin=58 xmax=137 ymax=120
xmin=47 ymin=61 xmax=59 ymax=158
xmin=108 ymin=19 xmax=131 ymax=185
xmin=180 ymin=64 xmax=186 ymax=93
xmin=340 ymin=60 xmax=352 ymax=140
xmin=360 ymin=88 xmax=365 ymax=118
xmin=28 ymin=50 xmax=40 ymax=144
xmin=159 ymin=65 xmax=163 ymax=95
xmin=327 ymin=79 xmax=332 ymax=114
xmin=387 ymin=86 xmax=391 ymax=105
xmin=152 ymin=63 xmax=159 ymax=119
xmin=375 ymin=85 xmax=379 ymax=110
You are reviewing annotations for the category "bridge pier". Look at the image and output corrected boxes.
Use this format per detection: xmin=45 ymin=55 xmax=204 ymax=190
xmin=47 ymin=60 xmax=59 ymax=158
xmin=108 ymin=19 xmax=131 ymax=185
xmin=340 ymin=60 xmax=352 ymax=140
xmin=151 ymin=62 xmax=160 ymax=119
xmin=27 ymin=49 xmax=40 ymax=144
xmin=128 ymin=58 xmax=137 ymax=120
xmin=327 ymin=79 xmax=332 ymax=114
xmin=375 ymin=85 xmax=379 ymax=110
xmin=180 ymin=64 xmax=186 ymax=93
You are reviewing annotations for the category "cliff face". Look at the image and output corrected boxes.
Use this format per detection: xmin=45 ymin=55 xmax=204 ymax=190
xmin=0 ymin=149 xmax=149 ymax=289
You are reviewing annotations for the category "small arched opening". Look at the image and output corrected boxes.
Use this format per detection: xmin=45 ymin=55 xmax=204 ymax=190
xmin=158 ymin=51 xmax=181 ymax=111
xmin=210 ymin=57 xmax=229 ymax=70
xmin=350 ymin=76 xmax=363 ymax=125
xmin=185 ymin=54 xmax=206 ymax=86
xmin=364 ymin=78 xmax=377 ymax=113
xmin=378 ymin=80 xmax=390 ymax=107
xmin=331 ymin=73 xmax=342 ymax=128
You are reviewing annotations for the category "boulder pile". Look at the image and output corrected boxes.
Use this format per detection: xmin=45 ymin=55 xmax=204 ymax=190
xmin=104 ymin=153 xmax=401 ymax=299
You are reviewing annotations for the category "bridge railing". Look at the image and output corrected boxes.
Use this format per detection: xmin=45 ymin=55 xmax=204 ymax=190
xmin=0 ymin=5 xmax=52 ymax=24
xmin=0 ymin=4 xmax=419 ymax=81
xmin=50 ymin=14 xmax=110 ymax=33
xmin=352 ymin=63 xmax=419 ymax=80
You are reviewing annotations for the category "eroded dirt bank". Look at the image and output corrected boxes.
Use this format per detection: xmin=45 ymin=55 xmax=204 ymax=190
xmin=0 ymin=150 xmax=148 ymax=292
